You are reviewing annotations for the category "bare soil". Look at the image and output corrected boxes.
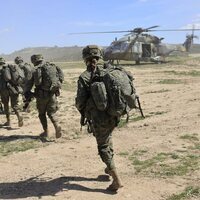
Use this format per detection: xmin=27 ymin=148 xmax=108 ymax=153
xmin=0 ymin=58 xmax=200 ymax=200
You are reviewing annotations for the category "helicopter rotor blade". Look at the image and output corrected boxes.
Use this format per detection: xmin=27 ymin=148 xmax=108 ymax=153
xmin=148 ymin=28 xmax=200 ymax=32
xmin=69 ymin=30 xmax=130 ymax=35
xmin=146 ymin=25 xmax=160 ymax=30
xmin=69 ymin=27 xmax=200 ymax=35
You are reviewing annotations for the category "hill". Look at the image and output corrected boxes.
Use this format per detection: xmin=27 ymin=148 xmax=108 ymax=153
xmin=0 ymin=46 xmax=83 ymax=62
xmin=1 ymin=44 xmax=200 ymax=63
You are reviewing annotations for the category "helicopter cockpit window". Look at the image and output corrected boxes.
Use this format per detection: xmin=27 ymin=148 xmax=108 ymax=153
xmin=111 ymin=43 xmax=121 ymax=53
xmin=121 ymin=42 xmax=129 ymax=51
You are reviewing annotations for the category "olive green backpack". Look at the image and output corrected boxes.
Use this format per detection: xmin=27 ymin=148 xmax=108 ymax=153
xmin=90 ymin=65 xmax=137 ymax=117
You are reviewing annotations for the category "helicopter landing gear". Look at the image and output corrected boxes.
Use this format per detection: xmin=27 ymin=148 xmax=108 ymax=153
xmin=135 ymin=60 xmax=140 ymax=65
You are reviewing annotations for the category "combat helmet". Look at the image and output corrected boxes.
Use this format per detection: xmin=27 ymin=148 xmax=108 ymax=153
xmin=0 ymin=57 xmax=5 ymax=64
xmin=31 ymin=54 xmax=44 ymax=64
xmin=14 ymin=56 xmax=23 ymax=64
xmin=82 ymin=45 xmax=103 ymax=60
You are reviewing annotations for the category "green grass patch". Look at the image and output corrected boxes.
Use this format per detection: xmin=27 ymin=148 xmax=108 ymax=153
xmin=118 ymin=115 xmax=146 ymax=128
xmin=0 ymin=139 xmax=45 ymax=157
xmin=129 ymin=150 xmax=200 ymax=176
xmin=167 ymin=186 xmax=200 ymax=200
xmin=180 ymin=134 xmax=199 ymax=142
xmin=130 ymin=152 xmax=170 ymax=174
xmin=118 ymin=151 xmax=129 ymax=156
xmin=149 ymin=111 xmax=167 ymax=116
xmin=158 ymin=79 xmax=183 ymax=84
xmin=156 ymin=154 xmax=199 ymax=176
xmin=146 ymin=89 xmax=170 ymax=94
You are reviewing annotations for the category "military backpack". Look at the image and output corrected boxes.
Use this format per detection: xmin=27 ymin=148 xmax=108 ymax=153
xmin=34 ymin=62 xmax=64 ymax=93
xmin=90 ymin=65 xmax=137 ymax=117
xmin=2 ymin=64 xmax=25 ymax=86
xmin=20 ymin=63 xmax=33 ymax=81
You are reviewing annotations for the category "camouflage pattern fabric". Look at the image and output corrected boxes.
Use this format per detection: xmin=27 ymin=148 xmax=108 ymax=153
xmin=0 ymin=63 xmax=23 ymax=125
xmin=1 ymin=89 xmax=21 ymax=119
xmin=36 ymin=94 xmax=59 ymax=131
xmin=29 ymin=58 xmax=62 ymax=134
xmin=76 ymin=64 xmax=118 ymax=170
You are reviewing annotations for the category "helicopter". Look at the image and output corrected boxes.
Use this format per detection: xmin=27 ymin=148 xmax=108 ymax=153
xmin=70 ymin=26 xmax=200 ymax=64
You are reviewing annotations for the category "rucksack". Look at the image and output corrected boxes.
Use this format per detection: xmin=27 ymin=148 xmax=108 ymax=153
xmin=2 ymin=64 xmax=25 ymax=86
xmin=35 ymin=62 xmax=64 ymax=92
xmin=90 ymin=65 xmax=136 ymax=117
xmin=19 ymin=63 xmax=33 ymax=81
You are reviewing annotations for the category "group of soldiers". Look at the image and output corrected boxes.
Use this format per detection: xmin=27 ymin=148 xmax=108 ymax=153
xmin=0 ymin=54 xmax=64 ymax=139
xmin=0 ymin=45 xmax=127 ymax=192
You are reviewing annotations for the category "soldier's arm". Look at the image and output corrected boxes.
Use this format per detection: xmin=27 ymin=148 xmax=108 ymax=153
xmin=33 ymin=67 xmax=42 ymax=86
xmin=75 ymin=77 xmax=89 ymax=111
xmin=56 ymin=65 xmax=64 ymax=83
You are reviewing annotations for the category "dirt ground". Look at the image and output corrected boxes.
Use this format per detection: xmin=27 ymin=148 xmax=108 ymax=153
xmin=0 ymin=58 xmax=200 ymax=200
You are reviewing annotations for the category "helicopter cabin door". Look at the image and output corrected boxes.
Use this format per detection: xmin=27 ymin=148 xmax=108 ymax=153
xmin=142 ymin=44 xmax=151 ymax=57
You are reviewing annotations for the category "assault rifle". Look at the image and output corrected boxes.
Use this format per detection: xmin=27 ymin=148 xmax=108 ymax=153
xmin=79 ymin=109 xmax=92 ymax=133
xmin=136 ymin=95 xmax=145 ymax=118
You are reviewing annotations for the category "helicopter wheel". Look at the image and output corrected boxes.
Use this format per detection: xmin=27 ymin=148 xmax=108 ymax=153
xmin=135 ymin=60 xmax=140 ymax=65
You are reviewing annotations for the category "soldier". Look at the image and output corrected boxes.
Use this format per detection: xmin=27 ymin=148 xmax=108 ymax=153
xmin=75 ymin=45 xmax=123 ymax=191
xmin=0 ymin=57 xmax=23 ymax=127
xmin=14 ymin=56 xmax=34 ymax=112
xmin=25 ymin=54 xmax=64 ymax=138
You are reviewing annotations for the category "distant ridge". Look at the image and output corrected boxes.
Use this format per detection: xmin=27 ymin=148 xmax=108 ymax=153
xmin=1 ymin=44 xmax=200 ymax=63
xmin=0 ymin=46 xmax=83 ymax=62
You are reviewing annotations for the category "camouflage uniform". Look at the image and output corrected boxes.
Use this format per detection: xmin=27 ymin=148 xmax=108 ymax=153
xmin=27 ymin=54 xmax=63 ymax=138
xmin=0 ymin=57 xmax=23 ymax=127
xmin=76 ymin=66 xmax=117 ymax=170
xmin=75 ymin=45 xmax=122 ymax=191
xmin=14 ymin=56 xmax=34 ymax=112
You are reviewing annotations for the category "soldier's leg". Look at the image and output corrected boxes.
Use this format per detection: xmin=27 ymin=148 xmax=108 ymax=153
xmin=10 ymin=94 xmax=23 ymax=127
xmin=36 ymin=98 xmax=48 ymax=137
xmin=95 ymin=128 xmax=115 ymax=170
xmin=47 ymin=95 xmax=62 ymax=138
xmin=95 ymin=125 xmax=122 ymax=191
xmin=1 ymin=93 xmax=10 ymax=126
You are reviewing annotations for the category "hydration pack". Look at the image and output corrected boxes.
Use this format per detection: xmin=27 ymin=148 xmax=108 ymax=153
xmin=2 ymin=64 xmax=25 ymax=86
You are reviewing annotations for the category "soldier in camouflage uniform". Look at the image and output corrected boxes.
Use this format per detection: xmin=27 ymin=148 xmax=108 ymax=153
xmin=0 ymin=57 xmax=23 ymax=127
xmin=14 ymin=56 xmax=34 ymax=112
xmin=75 ymin=45 xmax=123 ymax=191
xmin=25 ymin=54 xmax=63 ymax=138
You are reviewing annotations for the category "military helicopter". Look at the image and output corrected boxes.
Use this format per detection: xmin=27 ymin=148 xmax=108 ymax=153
xmin=70 ymin=26 xmax=200 ymax=64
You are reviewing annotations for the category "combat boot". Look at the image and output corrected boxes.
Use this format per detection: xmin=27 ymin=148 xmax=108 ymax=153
xmin=55 ymin=125 xmax=62 ymax=139
xmin=3 ymin=120 xmax=10 ymax=127
xmin=18 ymin=116 xmax=24 ymax=127
xmin=107 ymin=169 xmax=123 ymax=191
xmin=105 ymin=167 xmax=112 ymax=176
xmin=40 ymin=129 xmax=49 ymax=138
xmin=3 ymin=115 xmax=11 ymax=127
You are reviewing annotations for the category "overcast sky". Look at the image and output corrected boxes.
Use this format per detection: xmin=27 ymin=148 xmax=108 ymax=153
xmin=0 ymin=0 xmax=200 ymax=54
